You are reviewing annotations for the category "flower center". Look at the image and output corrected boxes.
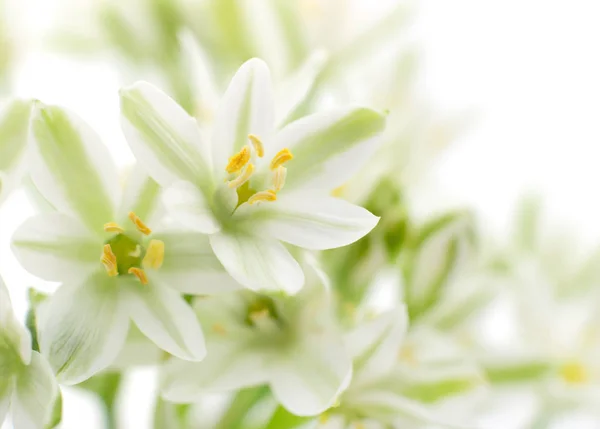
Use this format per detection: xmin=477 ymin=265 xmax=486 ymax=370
xmin=560 ymin=361 xmax=589 ymax=385
xmin=224 ymin=134 xmax=293 ymax=206
xmin=100 ymin=212 xmax=165 ymax=285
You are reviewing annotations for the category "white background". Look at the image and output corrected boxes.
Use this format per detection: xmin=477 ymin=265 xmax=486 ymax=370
xmin=3 ymin=1 xmax=600 ymax=428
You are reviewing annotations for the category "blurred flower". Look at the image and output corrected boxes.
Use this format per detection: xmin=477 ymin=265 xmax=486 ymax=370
xmin=120 ymin=58 xmax=384 ymax=294
xmin=10 ymin=103 xmax=241 ymax=384
xmin=0 ymin=99 xmax=34 ymax=205
xmin=160 ymin=256 xmax=352 ymax=417
xmin=0 ymin=277 xmax=60 ymax=429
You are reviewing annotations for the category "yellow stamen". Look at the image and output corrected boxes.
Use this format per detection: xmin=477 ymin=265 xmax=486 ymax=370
xmin=560 ymin=361 xmax=589 ymax=384
xmin=270 ymin=148 xmax=293 ymax=170
xmin=101 ymin=244 xmax=118 ymax=277
xmin=143 ymin=239 xmax=165 ymax=269
xmin=248 ymin=134 xmax=264 ymax=158
xmin=272 ymin=166 xmax=287 ymax=192
xmin=128 ymin=267 xmax=149 ymax=285
xmin=227 ymin=163 xmax=255 ymax=189
xmin=104 ymin=222 xmax=124 ymax=234
xmin=129 ymin=212 xmax=152 ymax=235
xmin=248 ymin=190 xmax=277 ymax=205
xmin=225 ymin=146 xmax=251 ymax=173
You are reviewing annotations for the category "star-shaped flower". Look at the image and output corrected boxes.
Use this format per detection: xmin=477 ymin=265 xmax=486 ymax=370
xmin=160 ymin=255 xmax=352 ymax=416
xmin=120 ymin=58 xmax=385 ymax=294
xmin=11 ymin=103 xmax=239 ymax=384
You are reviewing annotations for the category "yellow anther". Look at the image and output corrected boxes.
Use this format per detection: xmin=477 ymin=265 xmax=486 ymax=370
xmin=225 ymin=146 xmax=251 ymax=173
xmin=248 ymin=190 xmax=277 ymax=205
xmin=104 ymin=222 xmax=124 ymax=234
xmin=101 ymin=244 xmax=118 ymax=277
xmin=560 ymin=361 xmax=589 ymax=384
xmin=142 ymin=239 xmax=165 ymax=269
xmin=227 ymin=163 xmax=255 ymax=189
xmin=129 ymin=212 xmax=152 ymax=235
xmin=128 ymin=267 xmax=149 ymax=285
xmin=270 ymin=148 xmax=293 ymax=170
xmin=212 ymin=324 xmax=227 ymax=335
xmin=272 ymin=166 xmax=287 ymax=192
xmin=248 ymin=134 xmax=264 ymax=158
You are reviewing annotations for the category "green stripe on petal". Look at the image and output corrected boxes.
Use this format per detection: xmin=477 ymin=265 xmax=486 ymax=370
xmin=12 ymin=213 xmax=101 ymax=283
xmin=270 ymin=108 xmax=386 ymax=191
xmin=120 ymin=82 xmax=213 ymax=191
xmin=31 ymin=104 xmax=118 ymax=233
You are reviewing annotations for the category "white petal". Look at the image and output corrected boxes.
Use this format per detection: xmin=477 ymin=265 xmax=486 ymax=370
xmin=0 ymin=99 xmax=34 ymax=205
xmin=11 ymin=213 xmax=101 ymax=283
xmin=178 ymin=31 xmax=220 ymax=126
xmin=30 ymin=103 xmax=118 ymax=233
xmin=345 ymin=306 xmax=408 ymax=384
xmin=0 ymin=376 xmax=13 ymax=426
xmin=209 ymin=232 xmax=304 ymax=294
xmin=0 ymin=277 xmax=32 ymax=367
xmin=236 ymin=193 xmax=379 ymax=250
xmin=152 ymin=230 xmax=241 ymax=295
xmin=124 ymin=281 xmax=206 ymax=361
xmin=11 ymin=352 xmax=59 ymax=429
xmin=276 ymin=50 xmax=328 ymax=127
xmin=117 ymin=164 xmax=163 ymax=226
xmin=267 ymin=108 xmax=386 ymax=192
xmin=161 ymin=340 xmax=270 ymax=402
xmin=211 ymin=58 xmax=275 ymax=176
xmin=162 ymin=181 xmax=220 ymax=234
xmin=120 ymin=81 xmax=213 ymax=189
xmin=161 ymin=293 xmax=270 ymax=401
xmin=270 ymin=334 xmax=352 ymax=416
xmin=37 ymin=272 xmax=130 ymax=385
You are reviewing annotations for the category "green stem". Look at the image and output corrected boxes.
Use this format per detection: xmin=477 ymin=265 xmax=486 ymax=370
xmin=97 ymin=373 xmax=122 ymax=429
xmin=215 ymin=386 xmax=269 ymax=429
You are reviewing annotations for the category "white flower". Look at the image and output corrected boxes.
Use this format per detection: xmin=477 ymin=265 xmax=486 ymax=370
xmin=318 ymin=308 xmax=480 ymax=428
xmin=11 ymin=103 xmax=239 ymax=385
xmin=0 ymin=99 xmax=34 ymax=205
xmin=160 ymin=256 xmax=352 ymax=416
xmin=120 ymin=58 xmax=384 ymax=294
xmin=0 ymin=277 xmax=60 ymax=429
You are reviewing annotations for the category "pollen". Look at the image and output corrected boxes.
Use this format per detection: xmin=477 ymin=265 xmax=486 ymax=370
xmin=128 ymin=267 xmax=149 ymax=285
xmin=227 ymin=163 xmax=255 ymax=189
xmin=101 ymin=244 xmax=118 ymax=277
xmin=104 ymin=222 xmax=124 ymax=234
xmin=248 ymin=190 xmax=277 ymax=205
xmin=143 ymin=240 xmax=165 ymax=269
xmin=270 ymin=148 xmax=293 ymax=170
xmin=248 ymin=134 xmax=264 ymax=158
xmin=225 ymin=146 xmax=251 ymax=173
xmin=129 ymin=212 xmax=152 ymax=235
xmin=272 ymin=166 xmax=287 ymax=192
